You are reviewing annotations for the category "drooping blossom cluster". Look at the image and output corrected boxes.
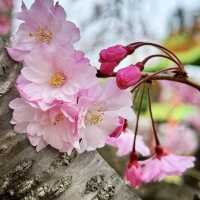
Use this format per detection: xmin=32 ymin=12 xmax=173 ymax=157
xmin=8 ymin=0 xmax=196 ymax=189
xmin=97 ymin=42 xmax=196 ymax=187
xmin=124 ymin=146 xmax=195 ymax=188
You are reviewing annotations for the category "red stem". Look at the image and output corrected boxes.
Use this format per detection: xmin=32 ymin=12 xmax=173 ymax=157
xmin=131 ymin=67 xmax=178 ymax=92
xmin=141 ymin=54 xmax=181 ymax=68
xmin=128 ymin=42 xmax=184 ymax=71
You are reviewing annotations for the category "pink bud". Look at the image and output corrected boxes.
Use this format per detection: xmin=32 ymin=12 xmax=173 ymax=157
xmin=99 ymin=45 xmax=130 ymax=75
xmin=99 ymin=61 xmax=118 ymax=75
xmin=116 ymin=64 xmax=142 ymax=89
xmin=99 ymin=45 xmax=128 ymax=63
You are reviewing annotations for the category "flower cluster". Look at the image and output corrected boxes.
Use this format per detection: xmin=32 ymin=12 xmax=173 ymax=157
xmin=8 ymin=0 xmax=148 ymax=156
xmin=8 ymin=0 xmax=196 ymax=189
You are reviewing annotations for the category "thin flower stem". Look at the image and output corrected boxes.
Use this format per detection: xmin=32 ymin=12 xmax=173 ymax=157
xmin=131 ymin=67 xmax=177 ymax=92
xmin=132 ymin=84 xmax=146 ymax=152
xmin=141 ymin=54 xmax=181 ymax=68
xmin=128 ymin=42 xmax=184 ymax=71
xmin=147 ymin=83 xmax=160 ymax=146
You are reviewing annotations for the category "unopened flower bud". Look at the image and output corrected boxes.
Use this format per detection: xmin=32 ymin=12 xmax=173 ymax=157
xmin=99 ymin=45 xmax=130 ymax=75
xmin=116 ymin=64 xmax=142 ymax=89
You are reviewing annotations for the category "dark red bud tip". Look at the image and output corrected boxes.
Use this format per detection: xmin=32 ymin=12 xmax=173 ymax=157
xmin=125 ymin=45 xmax=136 ymax=55
xmin=130 ymin=151 xmax=138 ymax=163
xmin=155 ymin=146 xmax=167 ymax=158
xmin=135 ymin=62 xmax=144 ymax=70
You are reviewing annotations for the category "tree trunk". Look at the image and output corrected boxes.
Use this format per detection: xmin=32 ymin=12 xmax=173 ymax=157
xmin=0 ymin=40 xmax=141 ymax=200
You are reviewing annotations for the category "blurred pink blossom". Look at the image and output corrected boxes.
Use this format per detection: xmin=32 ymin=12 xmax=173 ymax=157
xmin=158 ymin=123 xmax=198 ymax=155
xmin=160 ymin=80 xmax=200 ymax=107
xmin=0 ymin=15 xmax=10 ymax=35
xmin=0 ymin=0 xmax=13 ymax=12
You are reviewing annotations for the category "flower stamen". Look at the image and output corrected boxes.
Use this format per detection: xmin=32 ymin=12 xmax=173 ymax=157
xmin=85 ymin=110 xmax=104 ymax=126
xmin=29 ymin=26 xmax=53 ymax=44
xmin=49 ymin=72 xmax=66 ymax=88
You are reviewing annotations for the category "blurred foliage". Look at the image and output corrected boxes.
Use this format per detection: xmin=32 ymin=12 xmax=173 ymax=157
xmin=144 ymin=33 xmax=200 ymax=72
xmin=146 ymin=103 xmax=197 ymax=122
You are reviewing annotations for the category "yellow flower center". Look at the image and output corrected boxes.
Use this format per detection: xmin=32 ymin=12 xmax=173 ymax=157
xmin=29 ymin=26 xmax=53 ymax=44
xmin=53 ymin=113 xmax=64 ymax=125
xmin=49 ymin=72 xmax=66 ymax=88
xmin=85 ymin=110 xmax=104 ymax=126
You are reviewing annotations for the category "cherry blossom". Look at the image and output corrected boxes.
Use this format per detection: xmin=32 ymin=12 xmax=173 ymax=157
xmin=16 ymin=45 xmax=97 ymax=110
xmin=0 ymin=0 xmax=13 ymax=12
xmin=75 ymin=79 xmax=133 ymax=152
xmin=106 ymin=117 xmax=150 ymax=156
xmin=159 ymin=123 xmax=198 ymax=155
xmin=7 ymin=0 xmax=80 ymax=61
xmin=124 ymin=160 xmax=143 ymax=188
xmin=0 ymin=15 xmax=10 ymax=35
xmin=142 ymin=146 xmax=195 ymax=183
xmin=9 ymin=97 xmax=78 ymax=154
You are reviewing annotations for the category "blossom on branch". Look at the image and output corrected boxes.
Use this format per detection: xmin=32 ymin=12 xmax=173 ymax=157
xmin=7 ymin=0 xmax=80 ymax=61
xmin=9 ymin=98 xmax=78 ymax=154
xmin=16 ymin=45 xmax=97 ymax=110
xmin=75 ymin=79 xmax=133 ymax=152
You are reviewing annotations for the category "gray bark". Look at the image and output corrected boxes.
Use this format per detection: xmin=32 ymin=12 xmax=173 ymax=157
xmin=0 ymin=40 xmax=141 ymax=200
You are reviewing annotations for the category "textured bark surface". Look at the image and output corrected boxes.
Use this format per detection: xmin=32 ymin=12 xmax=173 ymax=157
xmin=0 ymin=41 xmax=141 ymax=200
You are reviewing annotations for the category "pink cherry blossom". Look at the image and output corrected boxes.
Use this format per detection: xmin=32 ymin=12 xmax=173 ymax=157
xmin=9 ymin=97 xmax=79 ymax=154
xmin=75 ymin=79 xmax=133 ymax=152
xmin=159 ymin=123 xmax=198 ymax=155
xmin=142 ymin=146 xmax=195 ymax=183
xmin=7 ymin=0 xmax=80 ymax=61
xmin=16 ymin=45 xmax=97 ymax=110
xmin=107 ymin=130 xmax=150 ymax=156
xmin=106 ymin=117 xmax=150 ymax=156
xmin=99 ymin=45 xmax=129 ymax=75
xmin=160 ymin=80 xmax=200 ymax=107
xmin=0 ymin=0 xmax=13 ymax=12
xmin=0 ymin=15 xmax=10 ymax=35
xmin=124 ymin=161 xmax=143 ymax=188
xmin=116 ymin=64 xmax=142 ymax=89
